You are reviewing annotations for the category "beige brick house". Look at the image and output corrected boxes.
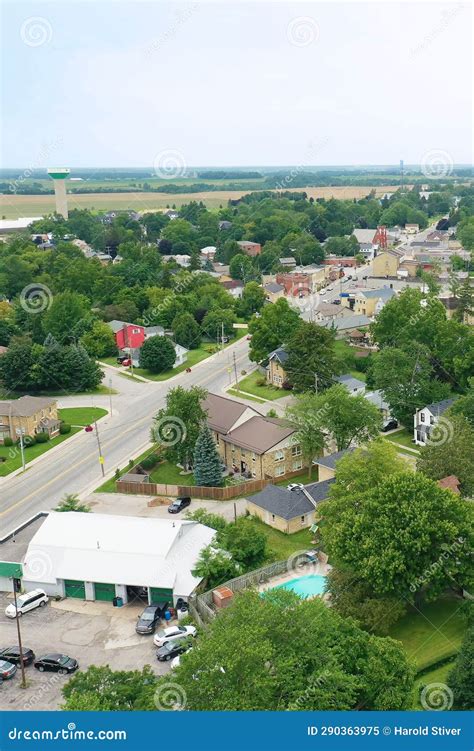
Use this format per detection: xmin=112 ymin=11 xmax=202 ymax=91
xmin=247 ymin=478 xmax=335 ymax=533
xmin=0 ymin=396 xmax=60 ymax=444
xmin=312 ymin=448 xmax=354 ymax=481
xmin=266 ymin=347 xmax=289 ymax=388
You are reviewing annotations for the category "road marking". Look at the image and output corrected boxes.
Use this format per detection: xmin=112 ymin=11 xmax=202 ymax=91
xmin=0 ymin=347 xmax=251 ymax=517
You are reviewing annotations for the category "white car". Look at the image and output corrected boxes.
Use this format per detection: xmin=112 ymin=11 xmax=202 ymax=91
xmin=287 ymin=483 xmax=304 ymax=492
xmin=5 ymin=589 xmax=48 ymax=619
xmin=171 ymin=647 xmax=193 ymax=670
xmin=153 ymin=625 xmax=197 ymax=648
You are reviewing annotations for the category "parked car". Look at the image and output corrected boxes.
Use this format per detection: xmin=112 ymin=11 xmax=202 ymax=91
xmin=288 ymin=483 xmax=304 ymax=492
xmin=171 ymin=646 xmax=193 ymax=669
xmin=0 ymin=647 xmax=35 ymax=667
xmin=136 ymin=604 xmax=167 ymax=635
xmin=0 ymin=660 xmax=17 ymax=680
xmin=332 ymin=299 xmax=341 ymax=305
xmin=153 ymin=625 xmax=197 ymax=648
xmin=157 ymin=638 xmax=193 ymax=662
xmin=168 ymin=497 xmax=191 ymax=514
xmin=34 ymin=654 xmax=78 ymax=675
xmin=5 ymin=589 xmax=48 ymax=619
xmin=381 ymin=419 xmax=399 ymax=432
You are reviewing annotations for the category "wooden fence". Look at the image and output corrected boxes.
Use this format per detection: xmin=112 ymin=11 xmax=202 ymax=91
xmin=116 ymin=478 xmax=269 ymax=500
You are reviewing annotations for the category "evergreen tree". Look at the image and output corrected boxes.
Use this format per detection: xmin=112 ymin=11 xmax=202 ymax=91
xmin=193 ymin=424 xmax=223 ymax=486
xmin=448 ymin=622 xmax=474 ymax=709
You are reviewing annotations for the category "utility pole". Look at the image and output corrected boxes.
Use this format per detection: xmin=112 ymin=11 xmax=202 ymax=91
xmin=12 ymin=577 xmax=26 ymax=689
xmin=19 ymin=433 xmax=26 ymax=472
xmin=108 ymin=378 xmax=113 ymax=416
xmin=94 ymin=421 xmax=105 ymax=476
xmin=233 ymin=351 xmax=240 ymax=391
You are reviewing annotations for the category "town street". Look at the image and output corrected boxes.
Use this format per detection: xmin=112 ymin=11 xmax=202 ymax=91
xmin=0 ymin=338 xmax=253 ymax=535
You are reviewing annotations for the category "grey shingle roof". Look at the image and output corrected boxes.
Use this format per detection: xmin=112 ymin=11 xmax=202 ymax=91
xmin=424 ymin=398 xmax=456 ymax=416
xmin=265 ymin=283 xmax=284 ymax=293
xmin=0 ymin=395 xmax=57 ymax=417
xmin=335 ymin=374 xmax=366 ymax=391
xmin=357 ymin=288 xmax=396 ymax=301
xmin=268 ymin=347 xmax=288 ymax=364
xmin=314 ymin=448 xmax=355 ymax=470
xmin=250 ymin=478 xmax=335 ymax=520
xmin=202 ymin=394 xmax=256 ymax=435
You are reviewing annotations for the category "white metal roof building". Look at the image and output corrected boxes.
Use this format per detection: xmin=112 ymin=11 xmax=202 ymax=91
xmin=22 ymin=512 xmax=215 ymax=605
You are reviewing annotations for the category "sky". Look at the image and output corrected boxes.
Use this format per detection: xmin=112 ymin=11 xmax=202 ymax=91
xmin=1 ymin=0 xmax=472 ymax=168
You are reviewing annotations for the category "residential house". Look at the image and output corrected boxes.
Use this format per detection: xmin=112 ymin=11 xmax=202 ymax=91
xmin=320 ymin=313 xmax=371 ymax=337
xmin=414 ymin=398 xmax=456 ymax=446
xmin=405 ymin=223 xmax=419 ymax=234
xmin=335 ymin=374 xmax=366 ymax=395
xmin=372 ymin=248 xmax=405 ymax=277
xmin=0 ymin=396 xmax=60 ymax=444
xmin=279 ymin=257 xmax=297 ymax=269
xmin=200 ymin=245 xmax=217 ymax=260
xmin=220 ymin=415 xmax=304 ymax=480
xmin=439 ymin=296 xmax=474 ymax=325
xmin=218 ymin=220 xmax=232 ymax=231
xmin=202 ymin=393 xmax=259 ymax=446
xmin=219 ymin=279 xmax=244 ymax=298
xmin=21 ymin=512 xmax=215 ymax=605
xmin=266 ymin=347 xmax=289 ymax=388
xmin=247 ymin=479 xmax=335 ymax=533
xmin=160 ymin=254 xmax=191 ymax=268
xmin=353 ymin=287 xmax=396 ymax=317
xmin=312 ymin=448 xmax=355 ymax=481
xmin=236 ymin=240 xmax=261 ymax=257
xmin=363 ymin=389 xmax=391 ymax=420
xmin=163 ymin=209 xmax=179 ymax=220
xmin=107 ymin=320 xmax=188 ymax=368
xmin=264 ymin=282 xmax=285 ymax=303
xmin=313 ymin=302 xmax=346 ymax=323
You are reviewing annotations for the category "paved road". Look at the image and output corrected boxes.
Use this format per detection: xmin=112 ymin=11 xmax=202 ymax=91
xmin=0 ymin=338 xmax=252 ymax=535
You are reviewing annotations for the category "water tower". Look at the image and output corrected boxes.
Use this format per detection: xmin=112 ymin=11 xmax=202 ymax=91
xmin=47 ymin=168 xmax=70 ymax=219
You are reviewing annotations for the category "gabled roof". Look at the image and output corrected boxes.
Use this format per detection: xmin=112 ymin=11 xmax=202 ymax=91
xmin=202 ymin=393 xmax=257 ymax=435
xmin=335 ymin=374 xmax=366 ymax=391
xmin=250 ymin=478 xmax=335 ymax=520
xmin=265 ymin=282 xmax=284 ymax=293
xmin=352 ymin=228 xmax=377 ymax=244
xmin=423 ymin=398 xmax=456 ymax=416
xmin=222 ymin=415 xmax=296 ymax=454
xmin=321 ymin=314 xmax=371 ymax=331
xmin=313 ymin=448 xmax=355 ymax=470
xmin=268 ymin=347 xmax=288 ymax=364
xmin=107 ymin=319 xmax=138 ymax=333
xmin=0 ymin=395 xmax=56 ymax=417
xmin=356 ymin=287 xmax=396 ymax=301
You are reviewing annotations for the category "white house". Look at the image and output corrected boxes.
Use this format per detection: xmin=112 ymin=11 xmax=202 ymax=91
xmin=413 ymin=398 xmax=456 ymax=446
xmin=21 ymin=513 xmax=216 ymax=606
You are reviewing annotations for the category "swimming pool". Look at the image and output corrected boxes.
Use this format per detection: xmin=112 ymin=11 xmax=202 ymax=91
xmin=272 ymin=574 xmax=327 ymax=599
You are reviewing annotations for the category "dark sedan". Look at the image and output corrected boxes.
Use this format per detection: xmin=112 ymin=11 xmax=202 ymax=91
xmin=0 ymin=660 xmax=17 ymax=680
xmin=135 ymin=603 xmax=168 ymax=635
xmin=0 ymin=647 xmax=35 ymax=667
xmin=34 ymin=654 xmax=78 ymax=674
xmin=168 ymin=497 xmax=191 ymax=514
xmin=156 ymin=639 xmax=193 ymax=662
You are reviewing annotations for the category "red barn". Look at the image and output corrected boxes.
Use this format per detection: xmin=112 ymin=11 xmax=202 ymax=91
xmin=108 ymin=321 xmax=145 ymax=350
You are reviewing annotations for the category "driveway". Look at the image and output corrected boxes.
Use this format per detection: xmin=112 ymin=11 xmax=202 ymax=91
xmin=89 ymin=493 xmax=248 ymax=522
xmin=0 ymin=593 xmax=173 ymax=710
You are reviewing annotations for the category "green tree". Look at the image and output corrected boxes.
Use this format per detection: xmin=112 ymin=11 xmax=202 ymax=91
xmin=417 ymin=414 xmax=474 ymax=497
xmin=285 ymin=322 xmax=337 ymax=393
xmin=168 ymin=589 xmax=414 ymax=710
xmin=185 ymin=508 xmax=228 ymax=533
xmin=193 ymin=425 xmax=223 ymax=486
xmin=0 ymin=337 xmax=40 ymax=391
xmin=237 ymin=281 xmax=266 ymax=319
xmin=321 ymin=471 xmax=472 ymax=603
xmin=55 ymin=494 xmax=91 ymax=513
xmin=152 ymin=385 xmax=207 ymax=467
xmin=371 ymin=343 xmax=451 ymax=426
xmin=450 ymin=379 xmax=474 ymax=428
xmin=219 ymin=518 xmax=267 ymax=569
xmin=310 ymin=383 xmax=381 ymax=451
xmin=62 ymin=665 xmax=157 ymax=710
xmin=172 ymin=313 xmax=201 ymax=350
xmin=229 ymin=253 xmax=257 ymax=282
xmin=448 ymin=623 xmax=474 ymax=710
xmin=192 ymin=545 xmax=241 ymax=589
xmin=80 ymin=320 xmax=117 ymax=359
xmin=248 ymin=298 xmax=300 ymax=363
xmin=457 ymin=216 xmax=474 ymax=251
xmin=285 ymin=393 xmax=327 ymax=479
xmin=139 ymin=335 xmax=176 ymax=373
xmin=201 ymin=307 xmax=236 ymax=339
xmin=42 ymin=291 xmax=91 ymax=342
xmin=38 ymin=343 xmax=104 ymax=393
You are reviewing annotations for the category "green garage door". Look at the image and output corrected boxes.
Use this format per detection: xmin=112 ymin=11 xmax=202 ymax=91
xmin=150 ymin=587 xmax=173 ymax=602
xmin=64 ymin=580 xmax=86 ymax=599
xmin=94 ymin=582 xmax=116 ymax=602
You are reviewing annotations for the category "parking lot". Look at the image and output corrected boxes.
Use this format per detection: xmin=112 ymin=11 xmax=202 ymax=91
xmin=0 ymin=593 xmax=173 ymax=710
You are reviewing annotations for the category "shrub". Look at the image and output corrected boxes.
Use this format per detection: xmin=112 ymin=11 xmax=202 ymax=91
xmin=256 ymin=377 xmax=267 ymax=387
xmin=114 ymin=468 xmax=120 ymax=480
xmin=35 ymin=432 xmax=49 ymax=444
xmin=59 ymin=423 xmax=71 ymax=434
xmin=141 ymin=453 xmax=159 ymax=470
xmin=21 ymin=435 xmax=36 ymax=447
xmin=3 ymin=436 xmax=13 ymax=447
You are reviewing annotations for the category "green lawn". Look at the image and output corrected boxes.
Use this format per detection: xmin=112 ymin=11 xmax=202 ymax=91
xmin=274 ymin=469 xmax=316 ymax=487
xmin=149 ymin=460 xmax=195 ymax=486
xmin=232 ymin=370 xmax=284 ymax=401
xmin=245 ymin=516 xmax=315 ymax=561
xmin=334 ymin=339 xmax=367 ymax=381
xmin=0 ymin=428 xmax=80 ymax=476
xmin=386 ymin=428 xmax=419 ymax=452
xmin=132 ymin=346 xmax=214 ymax=381
xmin=412 ymin=661 xmax=455 ymax=709
xmin=388 ymin=597 xmax=466 ymax=672
xmin=58 ymin=407 xmax=108 ymax=426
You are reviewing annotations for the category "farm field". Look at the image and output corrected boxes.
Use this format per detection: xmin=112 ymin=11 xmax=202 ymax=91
xmin=0 ymin=185 xmax=408 ymax=219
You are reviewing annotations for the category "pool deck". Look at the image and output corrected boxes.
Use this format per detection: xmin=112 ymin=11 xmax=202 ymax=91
xmin=258 ymin=560 xmax=331 ymax=601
